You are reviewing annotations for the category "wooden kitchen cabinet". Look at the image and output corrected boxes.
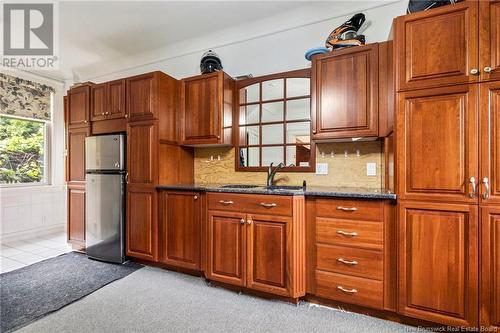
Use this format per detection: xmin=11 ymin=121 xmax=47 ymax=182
xmin=68 ymin=84 xmax=91 ymax=128
xmin=395 ymin=1 xmax=479 ymax=91
xmin=180 ymin=71 xmax=234 ymax=146
xmin=127 ymin=120 xmax=158 ymax=185
xmin=480 ymin=206 xmax=500 ymax=330
xmin=91 ymin=79 xmax=126 ymax=122
xmin=91 ymin=83 xmax=107 ymax=121
xmin=311 ymin=44 xmax=379 ymax=139
xmin=67 ymin=185 xmax=85 ymax=248
xmin=67 ymin=127 xmax=90 ymax=183
xmin=398 ymin=201 xmax=478 ymax=327
xmin=479 ymin=0 xmax=500 ymax=81
xmin=159 ymin=191 xmax=201 ymax=270
xmin=397 ymin=85 xmax=479 ymax=204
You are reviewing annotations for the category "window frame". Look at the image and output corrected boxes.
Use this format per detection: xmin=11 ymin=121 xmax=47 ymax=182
xmin=0 ymin=114 xmax=51 ymax=187
xmin=234 ymin=68 xmax=315 ymax=172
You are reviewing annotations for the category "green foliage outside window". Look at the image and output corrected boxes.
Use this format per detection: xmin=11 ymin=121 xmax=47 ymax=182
xmin=0 ymin=116 xmax=45 ymax=184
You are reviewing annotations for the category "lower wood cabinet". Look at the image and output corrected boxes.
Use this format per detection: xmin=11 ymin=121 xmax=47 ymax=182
xmin=67 ymin=184 xmax=85 ymax=248
xmin=398 ymin=201 xmax=478 ymax=327
xmin=126 ymin=185 xmax=157 ymax=261
xmin=206 ymin=193 xmax=305 ymax=298
xmin=481 ymin=206 xmax=500 ymax=329
xmin=159 ymin=191 xmax=201 ymax=270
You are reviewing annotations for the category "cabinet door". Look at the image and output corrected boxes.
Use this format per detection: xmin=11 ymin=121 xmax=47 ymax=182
xmin=68 ymin=185 xmax=85 ymax=245
xmin=107 ymin=79 xmax=126 ymax=119
xmin=160 ymin=191 xmax=201 ymax=270
xmin=398 ymin=201 xmax=478 ymax=327
xmin=480 ymin=207 xmax=500 ymax=329
xmin=396 ymin=1 xmax=479 ymax=90
xmin=207 ymin=210 xmax=246 ymax=286
xmin=480 ymin=82 xmax=500 ymax=205
xmin=480 ymin=0 xmax=500 ymax=81
xmin=126 ymin=185 xmax=157 ymax=261
xmin=127 ymin=73 xmax=156 ymax=120
xmin=311 ymin=44 xmax=378 ymax=139
xmin=91 ymin=83 xmax=106 ymax=121
xmin=181 ymin=73 xmax=221 ymax=144
xmin=127 ymin=120 xmax=157 ymax=185
xmin=67 ymin=127 xmax=90 ymax=183
xmin=246 ymin=214 xmax=291 ymax=296
xmin=397 ymin=85 xmax=479 ymax=203
xmin=68 ymin=85 xmax=90 ymax=127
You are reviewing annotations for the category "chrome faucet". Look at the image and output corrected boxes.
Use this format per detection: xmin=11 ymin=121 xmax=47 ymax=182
xmin=266 ymin=162 xmax=286 ymax=187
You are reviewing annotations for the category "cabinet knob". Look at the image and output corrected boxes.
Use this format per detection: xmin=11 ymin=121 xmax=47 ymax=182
xmin=193 ymin=195 xmax=198 ymax=200
xmin=105 ymin=112 xmax=109 ymax=115
xmin=124 ymin=114 xmax=128 ymax=118
xmin=470 ymin=68 xmax=480 ymax=75
xmin=246 ymin=219 xmax=252 ymax=225
xmin=84 ymin=120 xmax=88 ymax=123
xmin=484 ymin=67 xmax=493 ymax=73
xmin=240 ymin=218 xmax=245 ymax=224
xmin=312 ymin=130 xmax=317 ymax=134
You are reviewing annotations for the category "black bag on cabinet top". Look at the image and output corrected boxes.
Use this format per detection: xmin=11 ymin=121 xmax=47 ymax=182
xmin=406 ymin=0 xmax=461 ymax=14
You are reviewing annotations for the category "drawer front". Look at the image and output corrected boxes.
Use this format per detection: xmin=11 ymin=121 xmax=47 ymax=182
xmin=317 ymin=244 xmax=383 ymax=280
xmin=316 ymin=217 xmax=383 ymax=250
xmin=207 ymin=193 xmax=293 ymax=216
xmin=316 ymin=198 xmax=383 ymax=221
xmin=315 ymin=270 xmax=384 ymax=309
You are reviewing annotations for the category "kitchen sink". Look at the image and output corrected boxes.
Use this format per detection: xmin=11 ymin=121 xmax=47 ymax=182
xmin=219 ymin=184 xmax=260 ymax=189
xmin=265 ymin=185 xmax=304 ymax=191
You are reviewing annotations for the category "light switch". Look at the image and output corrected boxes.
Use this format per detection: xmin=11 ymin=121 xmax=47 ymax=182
xmin=366 ymin=163 xmax=377 ymax=176
xmin=316 ymin=163 xmax=328 ymax=175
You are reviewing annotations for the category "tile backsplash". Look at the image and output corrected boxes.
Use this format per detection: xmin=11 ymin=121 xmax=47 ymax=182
xmin=194 ymin=141 xmax=384 ymax=188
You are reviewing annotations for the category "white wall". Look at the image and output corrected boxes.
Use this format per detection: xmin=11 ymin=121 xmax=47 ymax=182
xmin=1 ymin=70 xmax=67 ymax=242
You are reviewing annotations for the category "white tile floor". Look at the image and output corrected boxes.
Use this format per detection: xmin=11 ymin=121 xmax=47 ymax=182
xmin=0 ymin=232 xmax=72 ymax=273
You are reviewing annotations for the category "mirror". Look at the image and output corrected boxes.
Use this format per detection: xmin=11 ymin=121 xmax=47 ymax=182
xmin=286 ymin=145 xmax=311 ymax=167
xmin=239 ymin=147 xmax=259 ymax=167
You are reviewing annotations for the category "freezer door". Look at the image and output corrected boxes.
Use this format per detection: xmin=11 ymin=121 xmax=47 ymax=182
xmin=85 ymin=134 xmax=125 ymax=171
xmin=85 ymin=173 xmax=125 ymax=263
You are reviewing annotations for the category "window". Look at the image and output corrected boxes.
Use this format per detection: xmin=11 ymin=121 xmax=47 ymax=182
xmin=0 ymin=115 xmax=49 ymax=185
xmin=236 ymin=69 xmax=314 ymax=171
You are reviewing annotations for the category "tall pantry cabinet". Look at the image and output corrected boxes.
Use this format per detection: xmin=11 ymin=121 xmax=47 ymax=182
xmin=394 ymin=0 xmax=500 ymax=328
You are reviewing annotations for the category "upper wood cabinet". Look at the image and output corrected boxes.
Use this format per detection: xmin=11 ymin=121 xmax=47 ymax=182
xmin=397 ymin=85 xmax=479 ymax=204
xmin=91 ymin=79 xmax=127 ymax=122
xmin=67 ymin=127 xmax=90 ymax=183
xmin=91 ymin=83 xmax=107 ymax=121
xmin=398 ymin=201 xmax=478 ymax=328
xmin=480 ymin=206 xmax=500 ymax=330
xmin=479 ymin=0 xmax=500 ymax=81
xmin=127 ymin=120 xmax=158 ymax=185
xmin=311 ymin=44 xmax=379 ymax=139
xmin=127 ymin=73 xmax=156 ymax=120
xmin=180 ymin=71 xmax=234 ymax=146
xmin=159 ymin=191 xmax=201 ymax=270
xmin=68 ymin=84 xmax=91 ymax=128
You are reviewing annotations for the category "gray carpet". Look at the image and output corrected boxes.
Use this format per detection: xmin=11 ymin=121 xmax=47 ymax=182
xmin=17 ymin=266 xmax=415 ymax=333
xmin=0 ymin=252 xmax=142 ymax=333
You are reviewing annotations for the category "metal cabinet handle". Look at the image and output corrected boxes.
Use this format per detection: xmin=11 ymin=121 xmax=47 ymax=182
xmin=219 ymin=200 xmax=234 ymax=205
xmin=483 ymin=177 xmax=490 ymax=199
xmin=470 ymin=68 xmax=480 ymax=75
xmin=336 ymin=206 xmax=358 ymax=212
xmin=469 ymin=176 xmax=477 ymax=198
xmin=247 ymin=219 xmax=252 ymax=225
xmin=312 ymin=130 xmax=317 ymax=134
xmin=240 ymin=218 xmax=245 ymax=224
xmin=194 ymin=195 xmax=198 ymax=200
xmin=105 ymin=112 xmax=109 ymax=115
xmin=125 ymin=172 xmax=129 ymax=184
xmin=484 ymin=67 xmax=493 ymax=73
xmin=337 ymin=258 xmax=358 ymax=265
xmin=260 ymin=202 xmax=277 ymax=208
xmin=337 ymin=230 xmax=358 ymax=237
xmin=124 ymin=114 xmax=128 ymax=118
xmin=337 ymin=286 xmax=358 ymax=294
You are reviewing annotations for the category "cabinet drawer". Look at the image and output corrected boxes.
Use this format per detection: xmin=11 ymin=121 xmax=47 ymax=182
xmin=315 ymin=270 xmax=383 ymax=309
xmin=317 ymin=244 xmax=383 ymax=280
xmin=316 ymin=217 xmax=383 ymax=250
xmin=316 ymin=198 xmax=383 ymax=221
xmin=207 ymin=193 xmax=293 ymax=216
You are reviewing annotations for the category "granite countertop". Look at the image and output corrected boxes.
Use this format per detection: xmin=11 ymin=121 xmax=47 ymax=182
xmin=156 ymin=183 xmax=397 ymax=200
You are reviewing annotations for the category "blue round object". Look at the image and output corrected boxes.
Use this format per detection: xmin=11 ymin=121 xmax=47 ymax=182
xmin=305 ymin=47 xmax=329 ymax=61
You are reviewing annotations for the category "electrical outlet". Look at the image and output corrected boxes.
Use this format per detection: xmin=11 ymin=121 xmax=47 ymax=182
xmin=316 ymin=163 xmax=328 ymax=175
xmin=366 ymin=163 xmax=377 ymax=176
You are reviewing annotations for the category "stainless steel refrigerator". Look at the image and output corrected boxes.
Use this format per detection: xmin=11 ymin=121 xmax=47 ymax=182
xmin=85 ymin=134 xmax=126 ymax=263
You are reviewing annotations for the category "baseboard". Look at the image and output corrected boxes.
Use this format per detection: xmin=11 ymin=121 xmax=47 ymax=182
xmin=0 ymin=224 xmax=66 ymax=243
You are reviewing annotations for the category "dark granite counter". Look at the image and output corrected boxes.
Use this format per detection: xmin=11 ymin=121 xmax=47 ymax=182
xmin=156 ymin=184 xmax=396 ymax=200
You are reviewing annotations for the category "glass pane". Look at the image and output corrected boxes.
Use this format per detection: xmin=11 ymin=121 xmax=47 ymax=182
xmin=239 ymin=126 xmax=260 ymax=145
xmin=286 ymin=78 xmax=310 ymax=97
xmin=262 ymin=124 xmax=283 ymax=145
xmin=262 ymin=79 xmax=284 ymax=101
xmin=239 ymin=104 xmax=259 ymax=125
xmin=262 ymin=146 xmax=284 ymax=166
xmin=286 ymin=122 xmax=310 ymax=144
xmin=286 ymin=98 xmax=310 ymax=121
xmin=261 ymin=102 xmax=283 ymax=123
xmin=239 ymin=83 xmax=259 ymax=104
xmin=286 ymin=145 xmax=311 ymax=167
xmin=0 ymin=116 xmax=45 ymax=184
xmin=239 ymin=147 xmax=260 ymax=167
